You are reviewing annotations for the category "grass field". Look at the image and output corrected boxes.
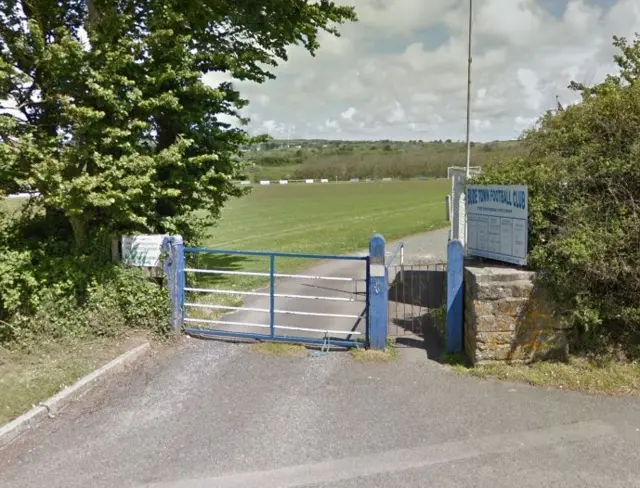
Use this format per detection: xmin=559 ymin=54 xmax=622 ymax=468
xmin=188 ymin=179 xmax=449 ymax=310
xmin=207 ymin=179 xmax=449 ymax=251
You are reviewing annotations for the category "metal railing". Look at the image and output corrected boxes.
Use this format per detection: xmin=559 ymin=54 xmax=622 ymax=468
xmin=387 ymin=261 xmax=447 ymax=339
xmin=385 ymin=242 xmax=404 ymax=267
xmin=181 ymin=247 xmax=369 ymax=348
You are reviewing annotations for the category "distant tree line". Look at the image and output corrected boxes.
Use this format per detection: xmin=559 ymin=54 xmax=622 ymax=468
xmin=245 ymin=141 xmax=525 ymax=181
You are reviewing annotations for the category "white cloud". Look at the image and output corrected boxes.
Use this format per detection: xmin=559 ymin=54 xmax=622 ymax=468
xmin=206 ymin=0 xmax=640 ymax=141
xmin=324 ymin=119 xmax=340 ymax=130
xmin=472 ymin=119 xmax=492 ymax=132
xmin=340 ymin=107 xmax=358 ymax=120
xmin=348 ymin=0 xmax=456 ymax=35
xmin=517 ymin=68 xmax=544 ymax=111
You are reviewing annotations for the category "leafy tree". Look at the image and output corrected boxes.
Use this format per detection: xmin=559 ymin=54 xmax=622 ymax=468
xmin=475 ymin=34 xmax=640 ymax=356
xmin=0 ymin=0 xmax=357 ymax=250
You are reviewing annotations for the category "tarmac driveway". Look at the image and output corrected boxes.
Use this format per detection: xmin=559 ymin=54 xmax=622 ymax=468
xmin=2 ymin=337 xmax=640 ymax=488
xmin=2 ymin=229 xmax=640 ymax=487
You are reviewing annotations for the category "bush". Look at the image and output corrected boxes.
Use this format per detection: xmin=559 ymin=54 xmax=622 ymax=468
xmin=475 ymin=35 xmax=640 ymax=358
xmin=0 ymin=203 xmax=171 ymax=346
xmin=0 ymin=250 xmax=170 ymax=346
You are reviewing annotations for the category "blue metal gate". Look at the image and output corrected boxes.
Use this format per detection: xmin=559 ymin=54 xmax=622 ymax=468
xmin=178 ymin=247 xmax=370 ymax=348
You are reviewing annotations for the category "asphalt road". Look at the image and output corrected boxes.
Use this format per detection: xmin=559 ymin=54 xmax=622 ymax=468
xmin=2 ymin=228 xmax=640 ymax=487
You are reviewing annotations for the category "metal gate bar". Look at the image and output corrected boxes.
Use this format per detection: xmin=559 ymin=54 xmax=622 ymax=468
xmin=185 ymin=303 xmax=360 ymax=319
xmin=184 ymin=287 xmax=358 ymax=302
xmin=183 ymin=318 xmax=363 ymax=336
xmin=184 ymin=268 xmax=357 ymax=282
xmin=181 ymin=247 xmax=369 ymax=347
xmin=182 ymin=328 xmax=361 ymax=349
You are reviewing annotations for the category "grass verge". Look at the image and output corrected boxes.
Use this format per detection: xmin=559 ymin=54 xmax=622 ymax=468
xmin=448 ymin=357 xmax=640 ymax=396
xmin=251 ymin=342 xmax=308 ymax=357
xmin=0 ymin=332 xmax=151 ymax=425
xmin=350 ymin=338 xmax=399 ymax=363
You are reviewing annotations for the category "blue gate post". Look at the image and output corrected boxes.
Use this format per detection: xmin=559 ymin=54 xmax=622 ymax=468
xmin=368 ymin=234 xmax=388 ymax=350
xmin=446 ymin=239 xmax=464 ymax=354
xmin=163 ymin=235 xmax=185 ymax=332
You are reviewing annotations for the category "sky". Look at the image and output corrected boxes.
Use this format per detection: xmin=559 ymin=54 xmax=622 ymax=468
xmin=204 ymin=0 xmax=640 ymax=142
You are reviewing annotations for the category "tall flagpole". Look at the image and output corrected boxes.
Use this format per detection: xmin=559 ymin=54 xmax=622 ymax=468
xmin=465 ymin=0 xmax=473 ymax=178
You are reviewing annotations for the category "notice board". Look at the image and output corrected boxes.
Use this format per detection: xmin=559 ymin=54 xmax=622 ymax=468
xmin=465 ymin=185 xmax=528 ymax=266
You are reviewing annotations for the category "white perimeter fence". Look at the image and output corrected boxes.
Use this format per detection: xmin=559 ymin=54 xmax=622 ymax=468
xmin=237 ymin=176 xmax=444 ymax=186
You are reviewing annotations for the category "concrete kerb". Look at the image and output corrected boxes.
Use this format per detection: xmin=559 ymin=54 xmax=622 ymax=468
xmin=0 ymin=342 xmax=150 ymax=450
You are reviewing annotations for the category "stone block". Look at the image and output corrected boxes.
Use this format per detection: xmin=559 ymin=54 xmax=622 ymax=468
xmin=474 ymin=314 xmax=494 ymax=333
xmin=476 ymin=346 xmax=512 ymax=362
xmin=510 ymin=328 xmax=569 ymax=362
xmin=464 ymin=262 xmax=535 ymax=284
xmin=495 ymin=298 xmax=528 ymax=317
xmin=477 ymin=331 xmax=514 ymax=347
xmin=463 ymin=263 xmax=573 ymax=365
xmin=474 ymin=314 xmax=517 ymax=333
xmin=473 ymin=301 xmax=494 ymax=316
xmin=475 ymin=282 xmax=512 ymax=300
xmin=510 ymin=281 xmax=535 ymax=298
xmin=474 ymin=280 xmax=535 ymax=301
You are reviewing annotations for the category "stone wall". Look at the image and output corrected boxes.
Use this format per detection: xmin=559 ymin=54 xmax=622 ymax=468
xmin=464 ymin=261 xmax=572 ymax=365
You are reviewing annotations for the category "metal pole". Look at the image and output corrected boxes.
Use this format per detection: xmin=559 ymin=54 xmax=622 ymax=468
xmin=465 ymin=0 xmax=473 ymax=178
xmin=269 ymin=254 xmax=275 ymax=338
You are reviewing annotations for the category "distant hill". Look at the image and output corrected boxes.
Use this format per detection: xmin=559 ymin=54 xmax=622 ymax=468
xmin=240 ymin=139 xmax=524 ymax=182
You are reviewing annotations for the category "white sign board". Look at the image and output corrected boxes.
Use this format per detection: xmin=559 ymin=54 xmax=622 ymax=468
xmin=122 ymin=234 xmax=168 ymax=268
xmin=466 ymin=185 xmax=528 ymax=266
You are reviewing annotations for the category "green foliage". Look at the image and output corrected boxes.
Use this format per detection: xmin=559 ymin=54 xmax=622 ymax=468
xmin=0 ymin=0 xmax=356 ymax=345
xmin=476 ymin=35 xmax=640 ymax=357
xmin=0 ymin=0 xmax=356 ymax=247
xmin=433 ymin=305 xmax=447 ymax=340
xmin=0 ymin=240 xmax=170 ymax=345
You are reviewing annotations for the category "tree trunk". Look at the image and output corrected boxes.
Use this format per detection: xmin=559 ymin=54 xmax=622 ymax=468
xmin=68 ymin=215 xmax=87 ymax=252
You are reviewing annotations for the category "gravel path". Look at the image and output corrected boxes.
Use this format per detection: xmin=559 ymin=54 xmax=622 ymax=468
xmin=386 ymin=227 xmax=449 ymax=265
